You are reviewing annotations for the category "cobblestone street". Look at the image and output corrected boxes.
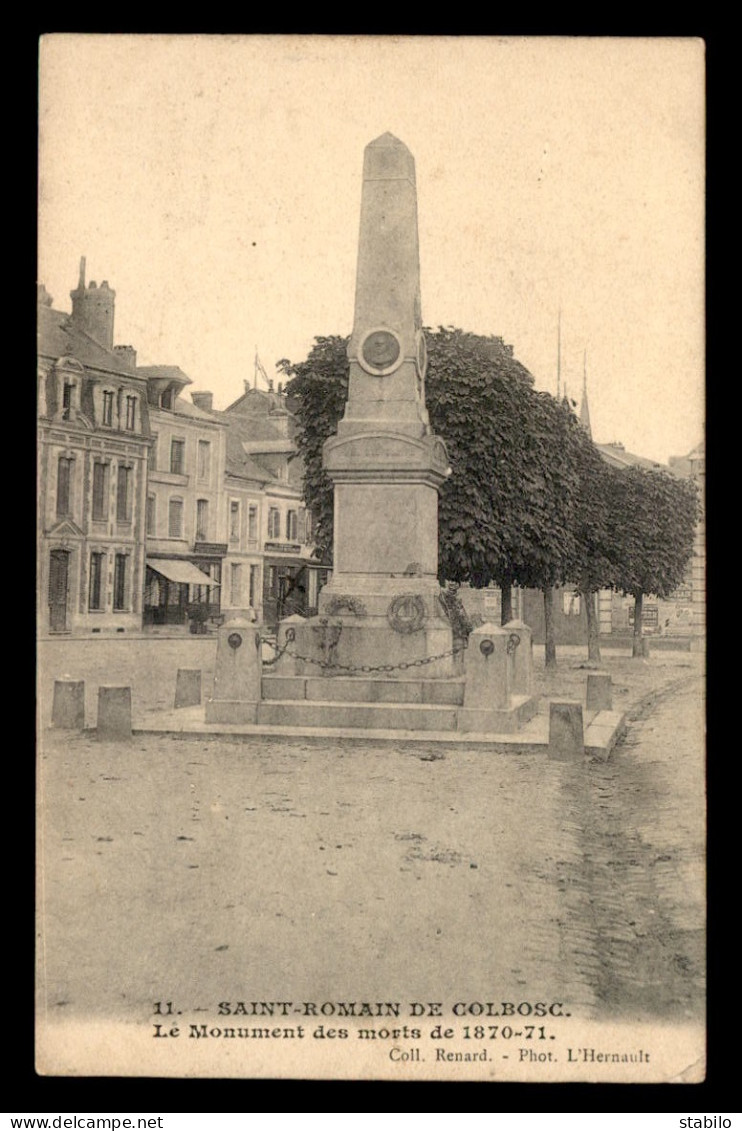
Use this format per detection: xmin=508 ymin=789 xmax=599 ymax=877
xmin=37 ymin=641 xmax=704 ymax=1029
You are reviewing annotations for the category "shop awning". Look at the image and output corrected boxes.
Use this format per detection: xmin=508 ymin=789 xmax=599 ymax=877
xmin=147 ymin=559 xmax=220 ymax=586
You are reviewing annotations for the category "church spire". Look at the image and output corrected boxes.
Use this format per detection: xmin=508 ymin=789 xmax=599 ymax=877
xmin=580 ymin=348 xmax=592 ymax=437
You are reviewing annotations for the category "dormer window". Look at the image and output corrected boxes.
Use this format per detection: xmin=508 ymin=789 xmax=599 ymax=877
xmin=160 ymin=389 xmax=174 ymax=410
xmin=102 ymin=391 xmax=114 ymax=426
xmin=125 ymin=395 xmax=137 ymax=431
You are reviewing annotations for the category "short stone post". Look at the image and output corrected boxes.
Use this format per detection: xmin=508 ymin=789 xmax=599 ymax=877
xmin=458 ymin=623 xmax=512 ymax=732
xmin=52 ymin=679 xmax=85 ymax=729
xmin=175 ymin=669 xmax=202 ymax=708
xmin=586 ymin=671 xmax=612 ymax=711
xmin=504 ymin=619 xmax=534 ymax=696
xmin=97 ymin=686 xmax=132 ymax=740
xmin=548 ymin=701 xmax=585 ymax=760
xmin=205 ymin=615 xmax=262 ymax=724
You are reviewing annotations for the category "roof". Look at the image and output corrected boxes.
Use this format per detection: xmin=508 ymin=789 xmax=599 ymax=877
xmin=136 ymin=365 xmax=193 ymax=387
xmin=221 ymin=413 xmax=278 ymax=482
xmin=37 ymin=303 xmax=137 ymax=378
xmin=169 ymin=395 xmax=223 ymax=423
xmin=596 ymin=443 xmax=666 ymax=472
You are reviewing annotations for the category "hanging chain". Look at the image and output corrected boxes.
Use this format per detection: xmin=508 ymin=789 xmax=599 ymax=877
xmin=261 ymin=633 xmax=467 ymax=675
xmin=261 ymin=627 xmax=296 ymax=668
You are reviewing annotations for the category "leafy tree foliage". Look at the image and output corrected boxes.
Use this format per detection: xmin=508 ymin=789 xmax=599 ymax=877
xmin=606 ymin=465 xmax=700 ymax=657
xmin=278 ymin=336 xmax=349 ymax=565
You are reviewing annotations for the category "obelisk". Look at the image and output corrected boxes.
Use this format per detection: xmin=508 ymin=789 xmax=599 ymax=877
xmin=306 ymin=133 xmax=454 ymax=677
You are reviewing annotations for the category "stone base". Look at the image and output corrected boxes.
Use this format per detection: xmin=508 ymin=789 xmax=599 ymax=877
xmin=262 ymin=674 xmax=465 ymax=705
xmin=457 ymin=695 xmax=539 ymax=735
xmin=277 ymin=607 xmax=457 ymax=681
xmin=204 ymin=698 xmax=258 ymax=724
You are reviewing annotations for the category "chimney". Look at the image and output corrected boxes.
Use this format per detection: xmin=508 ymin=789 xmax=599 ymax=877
xmin=114 ymin=345 xmax=137 ymax=370
xmin=191 ymin=391 xmax=214 ymax=412
xmin=70 ymin=256 xmax=116 ymax=350
xmin=37 ymin=283 xmax=53 ymax=307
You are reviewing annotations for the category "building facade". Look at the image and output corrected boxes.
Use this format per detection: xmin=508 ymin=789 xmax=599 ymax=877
xmin=140 ymin=375 xmax=228 ymax=628
xmin=37 ymin=263 xmax=151 ymax=635
xmin=222 ymin=385 xmax=328 ymax=628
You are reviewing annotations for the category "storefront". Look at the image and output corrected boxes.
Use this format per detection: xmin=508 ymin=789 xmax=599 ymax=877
xmin=144 ymin=556 xmax=222 ymax=628
xmin=262 ymin=544 xmax=329 ymax=629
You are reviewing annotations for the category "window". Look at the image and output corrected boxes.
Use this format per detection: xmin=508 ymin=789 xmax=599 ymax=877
xmin=248 ymin=505 xmax=258 ymax=544
xmin=146 ymin=495 xmax=156 ymax=536
xmin=298 ymin=507 xmax=306 ymax=544
xmin=249 ymin=564 xmax=259 ymax=608
xmin=170 ymin=439 xmax=185 ymax=475
xmin=125 ymin=396 xmax=136 ymax=431
xmin=56 ymin=456 xmax=73 ymax=517
xmin=113 ymin=554 xmax=127 ymax=611
xmin=150 ymin=435 xmax=158 ymax=471
xmin=230 ymin=563 xmax=242 ymax=606
xmin=168 ymin=497 xmax=184 ymax=538
xmin=196 ymin=499 xmax=209 ymax=541
xmin=92 ymin=462 xmax=109 ymax=521
xmin=197 ymin=440 xmax=211 ymax=482
xmin=116 ymin=465 xmax=131 ymax=523
xmin=160 ymin=389 xmax=173 ymax=410
xmin=89 ymin=552 xmax=104 ymax=610
xmin=102 ymin=391 xmax=114 ymax=426
xmin=268 ymin=507 xmax=281 ymax=539
xmin=267 ymin=565 xmax=277 ymax=593
xmin=286 ymin=509 xmax=298 ymax=541
xmin=62 ymin=383 xmax=73 ymax=421
xmin=229 ymin=500 xmax=240 ymax=544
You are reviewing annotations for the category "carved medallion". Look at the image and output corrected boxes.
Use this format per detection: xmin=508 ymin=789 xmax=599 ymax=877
xmin=359 ymin=328 xmax=402 ymax=375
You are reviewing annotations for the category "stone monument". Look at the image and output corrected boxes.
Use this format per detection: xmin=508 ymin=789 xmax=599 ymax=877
xmin=281 ymin=133 xmax=454 ymax=678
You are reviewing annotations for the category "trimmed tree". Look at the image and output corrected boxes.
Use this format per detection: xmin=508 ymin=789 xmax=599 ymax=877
xmin=565 ymin=428 xmax=622 ymax=664
xmin=606 ymin=465 xmax=700 ymax=658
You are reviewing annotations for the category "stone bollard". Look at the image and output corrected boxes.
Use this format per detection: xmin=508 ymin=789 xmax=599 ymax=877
xmin=175 ymin=669 xmax=202 ymax=708
xmin=504 ymin=619 xmax=534 ymax=696
xmin=52 ymin=679 xmax=85 ymax=729
xmin=458 ymin=623 xmax=512 ymax=732
xmin=97 ymin=686 xmax=132 ymax=741
xmin=205 ymin=616 xmax=262 ymax=724
xmin=586 ymin=671 xmax=612 ymax=711
xmin=548 ymin=701 xmax=585 ymax=760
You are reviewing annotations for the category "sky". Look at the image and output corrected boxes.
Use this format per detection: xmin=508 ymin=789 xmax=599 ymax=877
xmin=38 ymin=35 xmax=705 ymax=464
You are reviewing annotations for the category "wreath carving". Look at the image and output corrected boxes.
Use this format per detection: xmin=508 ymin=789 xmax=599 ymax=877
xmin=325 ymin=595 xmax=367 ymax=617
xmin=387 ymin=593 xmax=427 ymax=634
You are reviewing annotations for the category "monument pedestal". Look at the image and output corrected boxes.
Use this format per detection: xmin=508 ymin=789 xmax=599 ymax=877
xmin=279 ymin=575 xmax=457 ymax=680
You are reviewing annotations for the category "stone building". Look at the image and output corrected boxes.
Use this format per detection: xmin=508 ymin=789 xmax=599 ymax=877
xmin=221 ymin=384 xmax=328 ymax=628
xmin=37 ymin=261 xmax=151 ymax=634
xmin=139 ymin=375 xmax=228 ymax=628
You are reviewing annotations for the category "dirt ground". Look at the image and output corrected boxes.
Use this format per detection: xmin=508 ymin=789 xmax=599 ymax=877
xmin=36 ymin=641 xmax=705 ymax=1029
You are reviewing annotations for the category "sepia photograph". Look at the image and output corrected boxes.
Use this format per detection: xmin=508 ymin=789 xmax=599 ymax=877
xmin=36 ymin=34 xmax=705 ymax=1082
